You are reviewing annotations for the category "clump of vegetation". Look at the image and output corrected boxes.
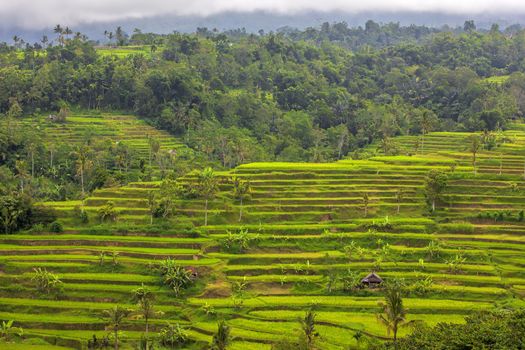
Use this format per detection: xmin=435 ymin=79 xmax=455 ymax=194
xmin=158 ymin=322 xmax=189 ymax=348
xmin=220 ymin=228 xmax=259 ymax=253
xmin=31 ymin=268 xmax=63 ymax=295
xmin=158 ymin=258 xmax=195 ymax=297
xmin=98 ymin=201 xmax=119 ymax=223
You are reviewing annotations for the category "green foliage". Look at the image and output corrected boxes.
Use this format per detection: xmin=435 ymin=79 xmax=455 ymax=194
xmin=221 ymin=228 xmax=259 ymax=253
xmin=423 ymin=170 xmax=448 ymax=212
xmin=158 ymin=322 xmax=188 ymax=348
xmin=0 ymin=320 xmax=23 ymax=341
xmin=102 ymin=305 xmax=133 ymax=350
xmin=0 ymin=193 xmax=33 ymax=234
xmin=49 ymin=221 xmax=63 ymax=233
xmin=158 ymin=258 xmax=194 ymax=297
xmin=395 ymin=309 xmax=525 ymax=350
xmin=97 ymin=201 xmax=119 ymax=223
xmin=31 ymin=267 xmax=63 ymax=295
xmin=377 ymin=281 xmax=410 ymax=343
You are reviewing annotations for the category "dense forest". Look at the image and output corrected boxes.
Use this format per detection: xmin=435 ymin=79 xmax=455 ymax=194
xmin=1 ymin=21 xmax=525 ymax=201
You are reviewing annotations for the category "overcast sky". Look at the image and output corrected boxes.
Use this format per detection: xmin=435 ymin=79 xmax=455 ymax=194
xmin=2 ymin=0 xmax=525 ymax=29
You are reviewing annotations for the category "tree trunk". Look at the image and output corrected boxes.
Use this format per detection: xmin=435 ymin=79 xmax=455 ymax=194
xmin=239 ymin=197 xmax=243 ymax=222
xmin=145 ymin=316 xmax=149 ymax=350
xmin=397 ymin=202 xmax=400 ymax=215
xmin=393 ymin=327 xmax=398 ymax=350
xmin=80 ymin=166 xmax=85 ymax=196
xmin=204 ymin=199 xmax=208 ymax=226
xmin=31 ymin=151 xmax=35 ymax=178
xmin=432 ymin=199 xmax=436 ymax=212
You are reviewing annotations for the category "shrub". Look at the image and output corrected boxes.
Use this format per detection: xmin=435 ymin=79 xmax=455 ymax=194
xmin=158 ymin=322 xmax=188 ymax=348
xmin=98 ymin=201 xmax=118 ymax=223
xmin=31 ymin=267 xmax=63 ymax=295
xmin=49 ymin=221 xmax=63 ymax=233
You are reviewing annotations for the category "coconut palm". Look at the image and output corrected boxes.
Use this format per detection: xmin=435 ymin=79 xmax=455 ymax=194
xmin=468 ymin=134 xmax=482 ymax=176
xmin=362 ymin=192 xmax=369 ymax=217
xmin=300 ymin=310 xmax=318 ymax=350
xmin=395 ymin=189 xmax=404 ymax=214
xmin=102 ymin=305 xmax=132 ymax=350
xmin=197 ymin=167 xmax=219 ymax=226
xmin=231 ymin=176 xmax=250 ymax=221
xmin=147 ymin=191 xmax=156 ymax=225
xmin=132 ymin=284 xmax=162 ymax=350
xmin=377 ymin=282 xmax=411 ymax=348
xmin=72 ymin=145 xmax=92 ymax=196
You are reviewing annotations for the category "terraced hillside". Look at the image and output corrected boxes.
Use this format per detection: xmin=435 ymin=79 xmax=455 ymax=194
xmin=16 ymin=113 xmax=189 ymax=178
xmin=4 ymin=126 xmax=525 ymax=349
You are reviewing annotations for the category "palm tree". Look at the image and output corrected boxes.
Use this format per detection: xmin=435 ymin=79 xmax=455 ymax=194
xmin=468 ymin=134 xmax=481 ymax=176
xmin=362 ymin=192 xmax=369 ymax=217
xmin=211 ymin=320 xmax=230 ymax=350
xmin=197 ymin=167 xmax=219 ymax=226
xmin=53 ymin=24 xmax=63 ymax=45
xmin=27 ymin=142 xmax=37 ymax=179
xmin=148 ymin=136 xmax=160 ymax=167
xmin=102 ymin=306 xmax=132 ymax=350
xmin=300 ymin=310 xmax=318 ymax=350
xmin=64 ymin=26 xmax=73 ymax=41
xmin=377 ymin=283 xmax=410 ymax=348
xmin=72 ymin=145 xmax=92 ymax=196
xmin=395 ymin=189 xmax=404 ymax=215
xmin=147 ymin=191 xmax=156 ymax=225
xmin=132 ymin=284 xmax=162 ymax=350
xmin=231 ymin=176 xmax=250 ymax=221
xmin=14 ymin=160 xmax=29 ymax=193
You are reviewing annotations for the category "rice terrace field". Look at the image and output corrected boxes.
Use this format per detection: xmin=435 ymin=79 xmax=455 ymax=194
xmin=3 ymin=10 xmax=525 ymax=349
xmin=4 ymin=113 xmax=525 ymax=349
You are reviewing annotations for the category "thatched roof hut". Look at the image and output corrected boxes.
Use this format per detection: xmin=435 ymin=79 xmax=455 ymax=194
xmin=361 ymin=272 xmax=383 ymax=288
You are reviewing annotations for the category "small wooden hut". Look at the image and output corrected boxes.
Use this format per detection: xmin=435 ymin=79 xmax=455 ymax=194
xmin=361 ymin=272 xmax=383 ymax=288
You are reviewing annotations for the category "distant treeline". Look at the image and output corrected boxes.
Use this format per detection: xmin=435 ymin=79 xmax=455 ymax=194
xmin=1 ymin=21 xmax=525 ymax=169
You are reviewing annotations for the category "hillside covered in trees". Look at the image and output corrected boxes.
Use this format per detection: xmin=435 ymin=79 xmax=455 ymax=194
xmin=3 ymin=20 xmax=525 ymax=350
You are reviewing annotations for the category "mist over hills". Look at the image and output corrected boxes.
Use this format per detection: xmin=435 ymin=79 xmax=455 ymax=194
xmin=1 ymin=10 xmax=524 ymax=43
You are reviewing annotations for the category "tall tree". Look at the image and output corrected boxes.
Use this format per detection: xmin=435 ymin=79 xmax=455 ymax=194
xmin=468 ymin=134 xmax=482 ymax=176
xmin=102 ymin=306 xmax=132 ymax=350
xmin=300 ymin=310 xmax=318 ymax=350
xmin=377 ymin=282 xmax=410 ymax=348
xmin=423 ymin=170 xmax=448 ymax=212
xmin=362 ymin=192 xmax=369 ymax=217
xmin=197 ymin=167 xmax=219 ymax=226
xmin=148 ymin=137 xmax=161 ymax=167
xmin=72 ymin=145 xmax=92 ymax=196
xmin=231 ymin=176 xmax=250 ymax=221
xmin=132 ymin=284 xmax=160 ymax=350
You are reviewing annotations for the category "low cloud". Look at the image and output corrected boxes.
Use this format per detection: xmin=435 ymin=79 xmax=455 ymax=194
xmin=2 ymin=0 xmax=525 ymax=29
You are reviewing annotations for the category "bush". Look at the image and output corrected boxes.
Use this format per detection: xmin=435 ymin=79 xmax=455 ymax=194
xmin=49 ymin=221 xmax=63 ymax=233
